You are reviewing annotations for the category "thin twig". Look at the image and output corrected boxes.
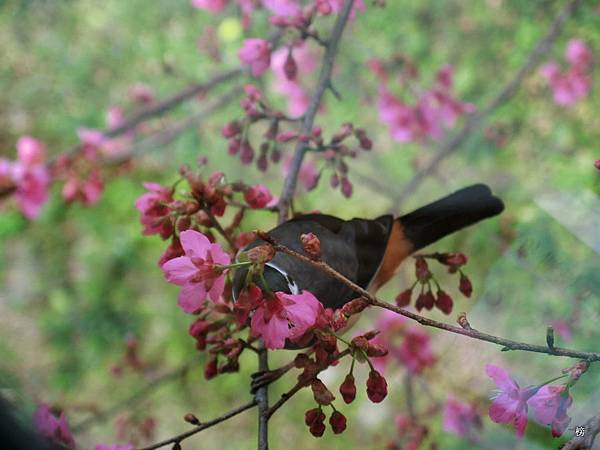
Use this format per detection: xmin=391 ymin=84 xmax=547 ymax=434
xmin=560 ymin=412 xmax=600 ymax=450
xmin=134 ymin=400 xmax=257 ymax=450
xmin=395 ymin=0 xmax=582 ymax=207
xmin=106 ymin=86 xmax=244 ymax=165
xmin=72 ymin=362 xmax=192 ymax=433
xmin=258 ymin=232 xmax=600 ymax=362
xmin=277 ymin=0 xmax=356 ymax=222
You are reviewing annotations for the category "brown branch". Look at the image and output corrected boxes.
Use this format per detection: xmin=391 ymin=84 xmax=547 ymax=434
xmin=72 ymin=362 xmax=192 ymax=433
xmin=560 ymin=412 xmax=600 ymax=450
xmin=134 ymin=400 xmax=257 ymax=450
xmin=257 ymin=231 xmax=600 ymax=362
xmin=277 ymin=0 xmax=356 ymax=222
xmin=106 ymin=86 xmax=244 ymax=165
xmin=395 ymin=0 xmax=582 ymax=207
xmin=265 ymin=348 xmax=352 ymax=420
xmin=202 ymin=206 xmax=237 ymax=250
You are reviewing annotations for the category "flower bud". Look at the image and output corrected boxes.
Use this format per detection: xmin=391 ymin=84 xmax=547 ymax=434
xmin=341 ymin=298 xmax=369 ymax=316
xmin=366 ymin=370 xmax=388 ymax=403
xmin=240 ymin=142 xmax=254 ymax=165
xmin=340 ymin=374 xmax=356 ymax=404
xmin=459 ymin=274 xmax=472 ymax=297
xmin=294 ymin=353 xmax=312 ymax=368
xmin=330 ymin=173 xmax=340 ymax=188
xmin=329 ymin=411 xmax=347 ymax=434
xmin=284 ymin=49 xmax=298 ymax=81
xmin=366 ymin=343 xmax=388 ymax=357
xmin=415 ymin=290 xmax=435 ymax=311
xmin=309 ymin=419 xmax=326 ymax=437
xmin=228 ymin=138 xmax=241 ymax=155
xmin=435 ymin=290 xmax=453 ymax=314
xmin=184 ymin=413 xmax=201 ymax=425
xmin=415 ymin=257 xmax=430 ymax=281
xmin=221 ymin=121 xmax=241 ymax=138
xmin=301 ymin=232 xmax=321 ymax=259
xmin=305 ymin=408 xmax=325 ymax=426
xmin=204 ymin=357 xmax=218 ymax=380
xmin=395 ymin=288 xmax=412 ymax=307
xmin=311 ymin=379 xmax=335 ymax=405
xmin=340 ymin=177 xmax=353 ymax=198
xmin=245 ymin=244 xmax=275 ymax=264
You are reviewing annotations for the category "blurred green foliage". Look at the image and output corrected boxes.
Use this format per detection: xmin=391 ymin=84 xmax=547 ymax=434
xmin=1 ymin=0 xmax=599 ymax=449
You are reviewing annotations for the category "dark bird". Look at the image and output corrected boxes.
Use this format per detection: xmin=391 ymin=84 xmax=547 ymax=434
xmin=233 ymin=184 xmax=504 ymax=312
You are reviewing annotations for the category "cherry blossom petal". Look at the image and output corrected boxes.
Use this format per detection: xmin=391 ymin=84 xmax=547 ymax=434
xmin=162 ymin=256 xmax=197 ymax=285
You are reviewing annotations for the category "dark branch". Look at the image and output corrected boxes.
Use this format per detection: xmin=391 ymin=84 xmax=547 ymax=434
xmin=72 ymin=363 xmax=192 ymax=433
xmin=134 ymin=400 xmax=257 ymax=450
xmin=395 ymin=0 xmax=582 ymax=207
xmin=258 ymin=231 xmax=600 ymax=362
xmin=277 ymin=0 xmax=356 ymax=223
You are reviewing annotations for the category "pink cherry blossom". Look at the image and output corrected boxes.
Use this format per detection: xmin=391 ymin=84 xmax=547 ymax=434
xmin=251 ymin=290 xmax=322 ymax=349
xmin=486 ymin=364 xmax=540 ymax=438
xmin=191 ymin=0 xmax=228 ymax=13
xmin=244 ymin=184 xmax=273 ymax=208
xmin=93 ymin=445 xmax=134 ymax=450
xmin=529 ymin=384 xmax=573 ymax=437
xmin=565 ymin=39 xmax=593 ymax=71
xmin=262 ymin=0 xmax=301 ymax=18
xmin=11 ymin=163 xmax=50 ymax=219
xmin=16 ymin=136 xmax=45 ymax=166
xmin=238 ymin=39 xmax=271 ymax=77
xmin=106 ymin=106 xmax=126 ymax=129
xmin=135 ymin=182 xmax=175 ymax=238
xmin=33 ymin=403 xmax=76 ymax=448
xmin=161 ymin=230 xmax=231 ymax=313
xmin=443 ymin=395 xmax=482 ymax=437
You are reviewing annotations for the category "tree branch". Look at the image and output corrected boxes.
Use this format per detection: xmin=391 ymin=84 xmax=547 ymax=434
xmin=277 ymin=0 xmax=356 ymax=222
xmin=560 ymin=412 xmax=600 ymax=450
xmin=257 ymin=232 xmax=600 ymax=362
xmin=72 ymin=362 xmax=192 ymax=433
xmin=134 ymin=400 xmax=257 ymax=450
xmin=395 ymin=0 xmax=582 ymax=207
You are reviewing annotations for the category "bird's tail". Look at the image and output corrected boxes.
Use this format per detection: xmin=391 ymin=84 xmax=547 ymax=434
xmin=398 ymin=183 xmax=505 ymax=251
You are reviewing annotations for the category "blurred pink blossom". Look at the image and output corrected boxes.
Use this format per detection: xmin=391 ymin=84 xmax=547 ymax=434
xmin=33 ymin=404 xmax=76 ymax=448
xmin=238 ymin=38 xmax=272 ymax=77
xmin=262 ymin=0 xmax=301 ymax=18
xmin=191 ymin=0 xmax=228 ymax=13
xmin=443 ymin=395 xmax=482 ymax=437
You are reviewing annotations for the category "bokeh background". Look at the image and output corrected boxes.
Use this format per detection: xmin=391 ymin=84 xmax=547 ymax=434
xmin=1 ymin=0 xmax=599 ymax=449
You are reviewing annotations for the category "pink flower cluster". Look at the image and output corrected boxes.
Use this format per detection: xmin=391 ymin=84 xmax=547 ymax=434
xmin=540 ymin=39 xmax=593 ymax=106
xmin=375 ymin=63 xmax=474 ymax=143
xmin=33 ymin=404 xmax=76 ymax=448
xmin=0 ymin=136 xmax=51 ymax=219
xmin=486 ymin=364 xmax=573 ymax=438
xmin=237 ymin=284 xmax=323 ymax=349
xmin=162 ymin=230 xmax=231 ymax=313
